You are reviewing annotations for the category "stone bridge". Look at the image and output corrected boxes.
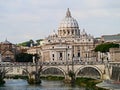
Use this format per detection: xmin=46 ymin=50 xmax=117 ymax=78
xmin=0 ymin=61 xmax=110 ymax=79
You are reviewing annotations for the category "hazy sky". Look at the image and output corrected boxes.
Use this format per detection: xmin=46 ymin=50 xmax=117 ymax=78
xmin=0 ymin=0 xmax=120 ymax=44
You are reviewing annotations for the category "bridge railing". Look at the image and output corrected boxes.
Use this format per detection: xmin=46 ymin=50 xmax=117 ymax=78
xmin=0 ymin=60 xmax=105 ymax=67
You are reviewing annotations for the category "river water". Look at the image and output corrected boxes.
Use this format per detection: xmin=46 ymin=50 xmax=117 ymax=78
xmin=1 ymin=79 xmax=120 ymax=90
xmin=96 ymin=80 xmax=120 ymax=90
xmin=0 ymin=79 xmax=85 ymax=90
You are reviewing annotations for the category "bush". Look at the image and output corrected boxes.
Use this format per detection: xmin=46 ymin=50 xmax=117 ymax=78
xmin=40 ymin=76 xmax=64 ymax=80
xmin=27 ymin=78 xmax=41 ymax=84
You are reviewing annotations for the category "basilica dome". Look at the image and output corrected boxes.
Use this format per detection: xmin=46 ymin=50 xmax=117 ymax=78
xmin=58 ymin=8 xmax=80 ymax=37
xmin=59 ymin=8 xmax=79 ymax=29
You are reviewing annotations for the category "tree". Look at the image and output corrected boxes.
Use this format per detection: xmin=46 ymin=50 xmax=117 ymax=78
xmin=68 ymin=70 xmax=75 ymax=86
xmin=15 ymin=53 xmax=33 ymax=62
xmin=36 ymin=39 xmax=43 ymax=45
xmin=17 ymin=39 xmax=34 ymax=47
xmin=0 ymin=68 xmax=9 ymax=85
xmin=95 ymin=43 xmax=119 ymax=53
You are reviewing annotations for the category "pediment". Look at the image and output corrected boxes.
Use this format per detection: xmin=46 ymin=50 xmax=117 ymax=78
xmin=2 ymin=50 xmax=14 ymax=55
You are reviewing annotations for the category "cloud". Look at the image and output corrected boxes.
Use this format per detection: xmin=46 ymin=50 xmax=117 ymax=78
xmin=0 ymin=0 xmax=120 ymax=43
xmin=73 ymin=8 xmax=120 ymax=20
xmin=82 ymin=0 xmax=104 ymax=8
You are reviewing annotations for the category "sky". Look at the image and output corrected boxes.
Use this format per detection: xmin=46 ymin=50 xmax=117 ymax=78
xmin=0 ymin=0 xmax=120 ymax=44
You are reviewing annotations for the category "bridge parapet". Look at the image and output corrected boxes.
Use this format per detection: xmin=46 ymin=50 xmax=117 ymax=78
xmin=0 ymin=61 xmax=106 ymax=80
xmin=0 ymin=61 xmax=104 ymax=67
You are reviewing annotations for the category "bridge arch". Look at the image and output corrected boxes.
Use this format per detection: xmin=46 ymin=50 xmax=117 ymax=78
xmin=41 ymin=66 xmax=66 ymax=77
xmin=75 ymin=65 xmax=102 ymax=79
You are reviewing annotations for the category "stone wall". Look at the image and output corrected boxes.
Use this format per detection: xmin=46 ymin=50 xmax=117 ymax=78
xmin=109 ymin=48 xmax=120 ymax=62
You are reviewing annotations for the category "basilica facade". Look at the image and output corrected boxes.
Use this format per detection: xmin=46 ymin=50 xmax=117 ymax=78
xmin=40 ymin=9 xmax=96 ymax=63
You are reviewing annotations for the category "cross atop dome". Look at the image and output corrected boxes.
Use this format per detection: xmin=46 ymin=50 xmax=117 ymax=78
xmin=66 ymin=8 xmax=71 ymax=17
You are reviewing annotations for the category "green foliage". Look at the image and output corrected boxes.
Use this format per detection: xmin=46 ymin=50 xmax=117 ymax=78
xmin=0 ymin=79 xmax=5 ymax=85
xmin=17 ymin=39 xmax=43 ymax=47
xmin=17 ymin=39 xmax=34 ymax=47
xmin=68 ymin=70 xmax=76 ymax=86
xmin=95 ymin=43 xmax=119 ymax=52
xmin=75 ymin=77 xmax=105 ymax=89
xmin=68 ymin=70 xmax=75 ymax=78
xmin=40 ymin=76 xmax=64 ymax=80
xmin=5 ymin=75 xmax=28 ymax=79
xmin=36 ymin=39 xmax=43 ymax=45
xmin=27 ymin=78 xmax=41 ymax=84
xmin=15 ymin=53 xmax=33 ymax=62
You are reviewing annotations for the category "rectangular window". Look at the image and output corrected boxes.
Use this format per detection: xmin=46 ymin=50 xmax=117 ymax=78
xmin=52 ymin=54 xmax=54 ymax=57
xmin=59 ymin=52 xmax=63 ymax=60
xmin=60 ymin=52 xmax=62 ymax=57
xmin=52 ymin=54 xmax=54 ymax=61
xmin=78 ymin=52 xmax=80 ymax=57
xmin=68 ymin=54 xmax=70 ymax=57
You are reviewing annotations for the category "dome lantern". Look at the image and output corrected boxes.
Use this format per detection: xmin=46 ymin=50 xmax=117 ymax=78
xmin=66 ymin=8 xmax=71 ymax=17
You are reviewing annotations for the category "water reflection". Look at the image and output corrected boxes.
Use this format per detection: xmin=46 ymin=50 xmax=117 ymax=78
xmin=0 ymin=79 xmax=84 ymax=90
xmin=1 ymin=79 xmax=120 ymax=90
xmin=5 ymin=79 xmax=28 ymax=86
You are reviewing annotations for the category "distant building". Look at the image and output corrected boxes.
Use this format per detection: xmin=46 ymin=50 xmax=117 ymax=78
xmin=0 ymin=39 xmax=19 ymax=62
xmin=98 ymin=34 xmax=120 ymax=62
xmin=27 ymin=46 xmax=40 ymax=55
xmin=101 ymin=34 xmax=120 ymax=44
xmin=18 ymin=46 xmax=29 ymax=53
xmin=109 ymin=48 xmax=120 ymax=62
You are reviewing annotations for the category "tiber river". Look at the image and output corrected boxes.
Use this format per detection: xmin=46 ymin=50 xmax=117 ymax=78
xmin=0 ymin=79 xmax=83 ymax=90
xmin=0 ymin=79 xmax=120 ymax=90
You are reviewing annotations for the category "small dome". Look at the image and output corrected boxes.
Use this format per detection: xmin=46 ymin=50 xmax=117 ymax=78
xmin=2 ymin=39 xmax=11 ymax=44
xmin=59 ymin=8 xmax=79 ymax=29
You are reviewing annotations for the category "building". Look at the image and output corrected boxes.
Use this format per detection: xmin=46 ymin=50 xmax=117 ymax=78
xmin=101 ymin=34 xmax=120 ymax=44
xmin=96 ymin=34 xmax=120 ymax=62
xmin=40 ymin=9 xmax=96 ymax=63
xmin=0 ymin=39 xmax=19 ymax=62
xmin=27 ymin=46 xmax=41 ymax=55
xmin=109 ymin=48 xmax=120 ymax=62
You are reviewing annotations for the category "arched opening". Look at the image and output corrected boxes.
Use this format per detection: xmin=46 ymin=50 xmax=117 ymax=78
xmin=76 ymin=66 xmax=102 ymax=79
xmin=41 ymin=67 xmax=65 ymax=77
